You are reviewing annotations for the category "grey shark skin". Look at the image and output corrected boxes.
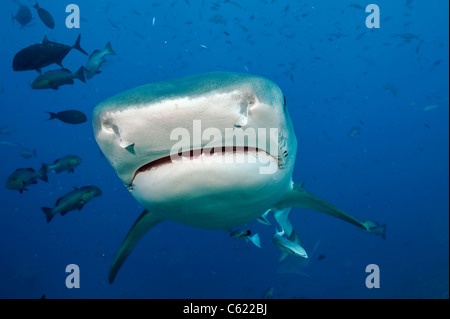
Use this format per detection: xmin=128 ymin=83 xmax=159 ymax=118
xmin=92 ymin=72 xmax=385 ymax=283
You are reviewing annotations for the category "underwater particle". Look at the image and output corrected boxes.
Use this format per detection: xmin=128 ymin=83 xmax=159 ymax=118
xmin=349 ymin=126 xmax=361 ymax=137
xmin=423 ymin=104 xmax=438 ymax=111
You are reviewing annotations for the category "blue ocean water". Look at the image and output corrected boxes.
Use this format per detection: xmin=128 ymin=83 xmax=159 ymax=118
xmin=0 ymin=0 xmax=448 ymax=299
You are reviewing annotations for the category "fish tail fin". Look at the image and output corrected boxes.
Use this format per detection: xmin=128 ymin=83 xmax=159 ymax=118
xmin=249 ymin=233 xmax=261 ymax=248
xmin=278 ymin=182 xmax=386 ymax=238
xmin=109 ymin=209 xmax=163 ymax=284
xmin=41 ymin=207 xmax=55 ymax=223
xmin=278 ymin=252 xmax=288 ymax=263
xmin=104 ymin=42 xmax=116 ymax=56
xmin=362 ymin=220 xmax=386 ymax=239
xmin=45 ymin=112 xmax=57 ymax=120
xmin=256 ymin=209 xmax=272 ymax=226
xmin=74 ymin=66 xmax=86 ymax=83
xmin=37 ymin=164 xmax=48 ymax=182
xmin=271 ymin=207 xmax=294 ymax=237
xmin=73 ymin=34 xmax=88 ymax=55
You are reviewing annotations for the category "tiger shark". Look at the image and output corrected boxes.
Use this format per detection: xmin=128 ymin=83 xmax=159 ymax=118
xmin=92 ymin=72 xmax=385 ymax=283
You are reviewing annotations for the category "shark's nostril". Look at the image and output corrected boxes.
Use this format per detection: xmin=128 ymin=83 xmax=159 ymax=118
xmin=236 ymin=96 xmax=254 ymax=127
xmin=102 ymin=119 xmax=115 ymax=134
xmin=248 ymin=95 xmax=256 ymax=106
xmin=102 ymin=121 xmax=135 ymax=152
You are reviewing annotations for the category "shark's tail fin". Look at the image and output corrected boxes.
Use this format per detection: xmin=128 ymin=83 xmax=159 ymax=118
xmin=73 ymin=34 xmax=88 ymax=55
xmin=41 ymin=207 xmax=55 ymax=223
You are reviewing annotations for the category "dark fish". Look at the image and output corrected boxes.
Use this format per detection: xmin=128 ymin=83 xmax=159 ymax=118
xmin=31 ymin=67 xmax=86 ymax=90
xmin=415 ymin=39 xmax=424 ymax=53
xmin=6 ymin=167 xmax=48 ymax=194
xmin=0 ymin=126 xmax=11 ymax=135
xmin=349 ymin=3 xmax=364 ymax=9
xmin=45 ymin=110 xmax=87 ymax=124
xmin=383 ymin=83 xmax=398 ymax=96
xmin=317 ymin=254 xmax=326 ymax=260
xmin=208 ymin=14 xmax=227 ymax=25
xmin=85 ymin=42 xmax=116 ymax=79
xmin=229 ymin=229 xmax=261 ymax=248
xmin=262 ymin=287 xmax=273 ymax=299
xmin=13 ymin=35 xmax=88 ymax=72
xmin=349 ymin=126 xmax=361 ymax=137
xmin=12 ymin=0 xmax=32 ymax=28
xmin=41 ymin=186 xmax=102 ymax=222
xmin=33 ymin=0 xmax=54 ymax=29
xmin=399 ymin=33 xmax=419 ymax=40
xmin=230 ymin=229 xmax=251 ymax=239
xmin=0 ymin=141 xmax=17 ymax=147
xmin=19 ymin=148 xmax=37 ymax=159
xmin=355 ymin=31 xmax=367 ymax=40
xmin=431 ymin=59 xmax=441 ymax=71
xmin=42 ymin=155 xmax=82 ymax=174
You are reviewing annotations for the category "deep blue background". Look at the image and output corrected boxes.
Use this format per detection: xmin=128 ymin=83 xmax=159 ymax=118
xmin=0 ymin=0 xmax=448 ymax=299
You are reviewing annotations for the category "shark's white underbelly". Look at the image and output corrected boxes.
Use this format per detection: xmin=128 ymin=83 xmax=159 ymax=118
xmin=130 ymin=150 xmax=292 ymax=230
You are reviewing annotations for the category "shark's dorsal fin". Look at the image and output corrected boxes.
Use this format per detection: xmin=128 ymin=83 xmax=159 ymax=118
xmin=108 ymin=209 xmax=163 ymax=283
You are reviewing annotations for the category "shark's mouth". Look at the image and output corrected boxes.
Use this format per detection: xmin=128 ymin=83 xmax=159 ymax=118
xmin=131 ymin=146 xmax=275 ymax=184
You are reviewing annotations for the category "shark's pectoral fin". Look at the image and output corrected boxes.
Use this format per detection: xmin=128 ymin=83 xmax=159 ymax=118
xmin=108 ymin=209 xmax=163 ymax=283
xmin=277 ymin=182 xmax=386 ymax=238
